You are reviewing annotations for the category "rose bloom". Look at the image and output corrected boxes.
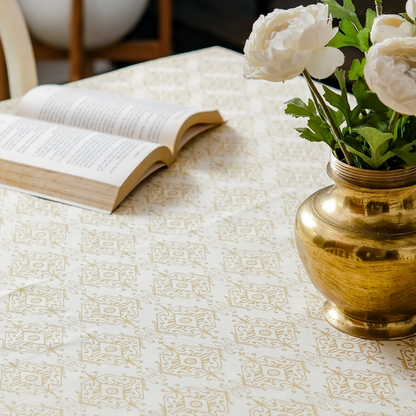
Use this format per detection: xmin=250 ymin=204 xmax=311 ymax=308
xmin=365 ymin=37 xmax=416 ymax=116
xmin=406 ymin=0 xmax=416 ymax=19
xmin=370 ymin=15 xmax=415 ymax=44
xmin=243 ymin=4 xmax=344 ymax=82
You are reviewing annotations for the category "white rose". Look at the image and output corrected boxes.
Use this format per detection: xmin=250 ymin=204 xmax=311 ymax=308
xmin=406 ymin=0 xmax=416 ymax=20
xmin=370 ymin=15 xmax=415 ymax=44
xmin=365 ymin=37 xmax=416 ymax=115
xmin=243 ymin=4 xmax=344 ymax=82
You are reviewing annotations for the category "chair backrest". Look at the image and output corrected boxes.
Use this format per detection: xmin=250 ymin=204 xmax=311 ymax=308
xmin=0 ymin=0 xmax=37 ymax=98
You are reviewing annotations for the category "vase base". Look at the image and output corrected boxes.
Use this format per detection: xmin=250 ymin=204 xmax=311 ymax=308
xmin=323 ymin=301 xmax=416 ymax=340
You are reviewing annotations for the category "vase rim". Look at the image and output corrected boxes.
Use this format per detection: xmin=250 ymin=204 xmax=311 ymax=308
xmin=327 ymin=155 xmax=416 ymax=189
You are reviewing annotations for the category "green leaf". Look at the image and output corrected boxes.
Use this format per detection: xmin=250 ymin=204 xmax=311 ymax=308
xmin=351 ymin=78 xmax=389 ymax=113
xmin=323 ymin=69 xmax=352 ymax=125
xmin=353 ymin=112 xmax=389 ymax=132
xmin=296 ymin=128 xmax=319 ymax=143
xmin=335 ymin=68 xmax=348 ymax=97
xmin=351 ymin=126 xmax=395 ymax=168
xmin=329 ymin=107 xmax=345 ymax=127
xmin=327 ymin=20 xmax=360 ymax=49
xmin=365 ymin=9 xmax=377 ymax=30
xmin=391 ymin=143 xmax=416 ymax=165
xmin=297 ymin=125 xmax=335 ymax=149
xmin=309 ymin=117 xmax=336 ymax=146
xmin=356 ymin=127 xmax=392 ymax=151
xmin=286 ymin=96 xmax=336 ymax=150
xmin=322 ymin=0 xmax=363 ymax=30
xmin=357 ymin=27 xmax=371 ymax=52
xmin=284 ymin=98 xmax=317 ymax=119
xmin=395 ymin=116 xmax=416 ymax=146
xmin=345 ymin=145 xmax=388 ymax=168
xmin=326 ymin=12 xmax=371 ymax=52
xmin=348 ymin=58 xmax=365 ymax=81
xmin=341 ymin=133 xmax=365 ymax=151
xmin=323 ymin=86 xmax=351 ymax=125
xmin=349 ymin=77 xmax=390 ymax=131
xmin=296 ymin=114 xmax=336 ymax=149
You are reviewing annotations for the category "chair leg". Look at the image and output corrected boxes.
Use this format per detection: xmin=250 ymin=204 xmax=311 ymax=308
xmin=158 ymin=0 xmax=172 ymax=56
xmin=70 ymin=0 xmax=84 ymax=81
xmin=0 ymin=41 xmax=10 ymax=100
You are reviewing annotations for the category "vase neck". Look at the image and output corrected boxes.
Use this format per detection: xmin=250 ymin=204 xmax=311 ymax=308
xmin=327 ymin=156 xmax=416 ymax=189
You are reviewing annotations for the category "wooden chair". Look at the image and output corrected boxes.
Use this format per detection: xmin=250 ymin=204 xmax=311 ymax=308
xmin=0 ymin=0 xmax=171 ymax=100
xmin=32 ymin=0 xmax=172 ymax=82
xmin=0 ymin=0 xmax=37 ymax=99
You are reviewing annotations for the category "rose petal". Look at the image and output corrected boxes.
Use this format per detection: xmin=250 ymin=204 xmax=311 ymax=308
xmin=242 ymin=4 xmax=340 ymax=83
xmin=365 ymin=37 xmax=416 ymax=116
xmin=251 ymin=46 xmax=295 ymax=67
xmin=305 ymin=47 xmax=344 ymax=79
xmin=246 ymin=49 xmax=312 ymax=82
xmin=299 ymin=16 xmax=337 ymax=50
xmin=370 ymin=15 xmax=415 ymax=43
xmin=406 ymin=0 xmax=416 ymax=19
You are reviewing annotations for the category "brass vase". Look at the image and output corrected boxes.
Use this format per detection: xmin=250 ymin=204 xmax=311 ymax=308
xmin=295 ymin=155 xmax=416 ymax=340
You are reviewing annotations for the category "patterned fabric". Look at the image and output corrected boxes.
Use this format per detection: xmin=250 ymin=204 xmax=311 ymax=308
xmin=0 ymin=47 xmax=414 ymax=415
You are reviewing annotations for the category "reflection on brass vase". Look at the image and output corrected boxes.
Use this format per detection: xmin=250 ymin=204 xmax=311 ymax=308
xmin=295 ymin=155 xmax=416 ymax=340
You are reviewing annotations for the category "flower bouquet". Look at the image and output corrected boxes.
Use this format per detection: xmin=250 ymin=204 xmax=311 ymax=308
xmin=243 ymin=0 xmax=416 ymax=170
xmin=243 ymin=0 xmax=416 ymax=340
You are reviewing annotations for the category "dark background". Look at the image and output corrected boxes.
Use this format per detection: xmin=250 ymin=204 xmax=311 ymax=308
xmin=131 ymin=0 xmax=407 ymax=53
xmin=127 ymin=0 xmax=407 ymax=88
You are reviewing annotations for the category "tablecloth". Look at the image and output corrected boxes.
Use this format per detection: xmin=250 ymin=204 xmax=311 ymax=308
xmin=0 ymin=47 xmax=414 ymax=416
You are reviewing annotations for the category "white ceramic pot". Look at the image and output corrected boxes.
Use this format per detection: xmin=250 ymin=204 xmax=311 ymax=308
xmin=17 ymin=0 xmax=150 ymax=50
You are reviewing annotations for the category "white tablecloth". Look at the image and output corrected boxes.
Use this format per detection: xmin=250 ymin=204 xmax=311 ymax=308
xmin=0 ymin=47 xmax=413 ymax=416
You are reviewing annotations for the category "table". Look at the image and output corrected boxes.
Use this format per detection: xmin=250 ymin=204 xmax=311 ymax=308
xmin=0 ymin=47 xmax=414 ymax=415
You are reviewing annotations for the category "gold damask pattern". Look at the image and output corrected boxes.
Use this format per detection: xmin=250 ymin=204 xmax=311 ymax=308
xmin=158 ymin=344 xmax=223 ymax=379
xmin=0 ymin=47 xmax=415 ymax=415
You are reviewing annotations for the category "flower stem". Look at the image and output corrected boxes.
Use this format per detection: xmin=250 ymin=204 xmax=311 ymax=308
xmin=375 ymin=0 xmax=382 ymax=16
xmin=389 ymin=111 xmax=400 ymax=134
xmin=388 ymin=110 xmax=400 ymax=150
xmin=302 ymin=69 xmax=354 ymax=166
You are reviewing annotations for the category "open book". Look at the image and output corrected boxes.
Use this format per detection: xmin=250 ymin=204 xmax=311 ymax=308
xmin=0 ymin=85 xmax=223 ymax=213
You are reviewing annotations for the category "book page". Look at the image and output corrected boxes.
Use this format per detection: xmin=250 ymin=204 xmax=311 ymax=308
xmin=0 ymin=183 xmax=115 ymax=214
xmin=17 ymin=85 xmax=204 ymax=154
xmin=0 ymin=114 xmax=165 ymax=187
xmin=178 ymin=123 xmax=217 ymax=150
